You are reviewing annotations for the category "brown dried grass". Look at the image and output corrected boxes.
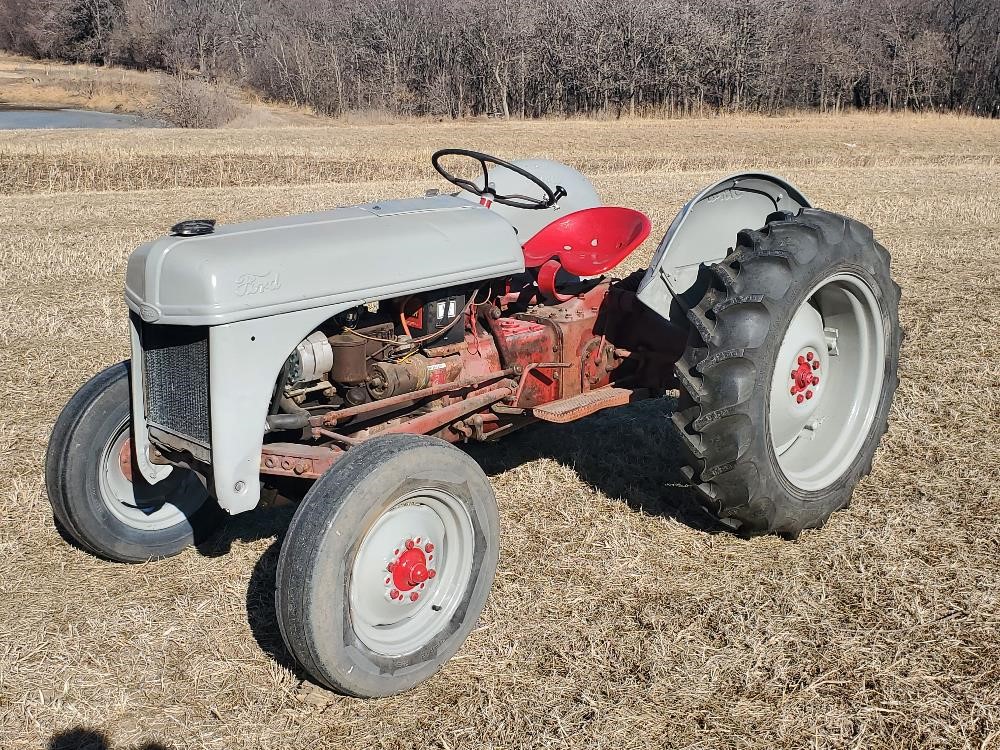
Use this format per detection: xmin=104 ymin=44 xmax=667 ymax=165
xmin=0 ymin=114 xmax=998 ymax=750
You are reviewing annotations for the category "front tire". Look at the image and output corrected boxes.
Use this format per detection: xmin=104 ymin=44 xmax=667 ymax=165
xmin=45 ymin=362 xmax=223 ymax=562
xmin=673 ymin=208 xmax=901 ymax=537
xmin=275 ymin=434 xmax=500 ymax=697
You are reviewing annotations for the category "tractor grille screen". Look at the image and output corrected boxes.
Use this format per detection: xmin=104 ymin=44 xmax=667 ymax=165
xmin=141 ymin=323 xmax=211 ymax=449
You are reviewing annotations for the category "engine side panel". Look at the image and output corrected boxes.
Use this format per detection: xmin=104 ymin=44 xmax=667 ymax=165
xmin=125 ymin=195 xmax=524 ymax=326
xmin=636 ymin=173 xmax=810 ymax=320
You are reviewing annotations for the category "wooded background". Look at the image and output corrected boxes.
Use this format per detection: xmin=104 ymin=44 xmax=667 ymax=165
xmin=1 ymin=0 xmax=998 ymax=118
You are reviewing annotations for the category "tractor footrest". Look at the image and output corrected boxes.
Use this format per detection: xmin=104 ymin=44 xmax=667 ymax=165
xmin=532 ymin=387 xmax=644 ymax=424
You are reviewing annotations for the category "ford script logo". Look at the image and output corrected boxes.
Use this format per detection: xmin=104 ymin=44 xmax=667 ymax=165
xmin=235 ymin=271 xmax=282 ymax=297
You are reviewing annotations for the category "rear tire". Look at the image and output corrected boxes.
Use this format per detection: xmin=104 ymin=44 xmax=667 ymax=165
xmin=672 ymin=208 xmax=901 ymax=537
xmin=45 ymin=362 xmax=223 ymax=562
xmin=275 ymin=434 xmax=500 ymax=697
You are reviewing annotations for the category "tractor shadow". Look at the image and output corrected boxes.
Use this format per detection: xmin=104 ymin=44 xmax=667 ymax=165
xmin=467 ymin=395 xmax=722 ymax=533
xmin=246 ymin=535 xmax=304 ymax=675
xmin=48 ymin=726 xmax=171 ymax=750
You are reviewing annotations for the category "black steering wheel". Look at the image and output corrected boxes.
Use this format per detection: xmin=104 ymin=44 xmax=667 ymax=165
xmin=431 ymin=149 xmax=566 ymax=210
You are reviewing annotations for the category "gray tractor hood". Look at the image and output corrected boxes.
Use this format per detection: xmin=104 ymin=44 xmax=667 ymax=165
xmin=125 ymin=195 xmax=524 ymax=326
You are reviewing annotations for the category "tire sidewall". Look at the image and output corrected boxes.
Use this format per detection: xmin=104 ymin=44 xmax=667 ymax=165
xmin=289 ymin=436 xmax=499 ymax=697
xmin=48 ymin=362 xmax=218 ymax=562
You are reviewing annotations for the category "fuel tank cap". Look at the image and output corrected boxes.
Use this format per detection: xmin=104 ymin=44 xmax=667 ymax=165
xmin=170 ymin=219 xmax=216 ymax=237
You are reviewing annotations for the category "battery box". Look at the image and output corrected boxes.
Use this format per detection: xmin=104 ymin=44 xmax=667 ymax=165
xmin=402 ymin=290 xmax=467 ymax=346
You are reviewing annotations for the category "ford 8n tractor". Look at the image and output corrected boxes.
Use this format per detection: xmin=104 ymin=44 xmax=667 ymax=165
xmin=46 ymin=149 xmax=901 ymax=696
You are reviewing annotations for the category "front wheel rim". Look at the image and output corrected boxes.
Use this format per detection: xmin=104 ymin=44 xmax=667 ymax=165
xmin=350 ymin=488 xmax=474 ymax=657
xmin=768 ymin=272 xmax=887 ymax=491
xmin=98 ymin=419 xmax=208 ymax=531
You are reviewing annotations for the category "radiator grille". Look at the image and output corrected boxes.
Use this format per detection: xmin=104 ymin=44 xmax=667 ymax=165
xmin=141 ymin=323 xmax=211 ymax=449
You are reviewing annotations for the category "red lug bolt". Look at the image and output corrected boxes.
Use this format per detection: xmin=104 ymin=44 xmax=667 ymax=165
xmin=387 ymin=562 xmax=395 ymax=572
xmin=791 ymin=371 xmax=798 ymax=379
xmin=428 ymin=569 xmax=437 ymax=579
xmin=805 ymin=390 xmax=814 ymax=400
xmin=390 ymin=589 xmax=400 ymax=599
xmin=410 ymin=592 xmax=419 ymax=602
xmin=405 ymin=539 xmax=415 ymax=550
xmin=806 ymin=352 xmax=814 ymax=361
xmin=798 ymin=355 xmax=805 ymax=365
xmin=812 ymin=361 xmax=820 ymax=370
xmin=796 ymin=394 xmax=804 ymax=404
xmin=424 ymin=543 xmax=434 ymax=553
xmin=812 ymin=376 xmax=819 ymax=386
xmin=790 ymin=387 xmax=797 ymax=395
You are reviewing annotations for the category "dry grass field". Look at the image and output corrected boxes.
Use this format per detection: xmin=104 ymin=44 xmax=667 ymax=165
xmin=1 ymin=113 xmax=998 ymax=749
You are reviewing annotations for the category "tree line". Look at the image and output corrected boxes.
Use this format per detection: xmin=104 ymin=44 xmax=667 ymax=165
xmin=1 ymin=0 xmax=998 ymax=118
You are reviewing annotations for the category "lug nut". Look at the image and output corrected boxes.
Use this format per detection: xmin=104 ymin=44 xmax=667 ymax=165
xmin=790 ymin=387 xmax=797 ymax=395
xmin=812 ymin=361 xmax=820 ymax=370
xmin=387 ymin=562 xmax=395 ymax=571
xmin=806 ymin=352 xmax=814 ymax=361
xmin=796 ymin=394 xmax=804 ymax=404
xmin=791 ymin=371 xmax=797 ymax=379
xmin=798 ymin=355 xmax=805 ymax=365
xmin=405 ymin=539 xmax=415 ymax=550
xmin=428 ymin=569 xmax=437 ymax=579
xmin=812 ymin=376 xmax=819 ymax=386
xmin=410 ymin=592 xmax=419 ymax=602
xmin=390 ymin=589 xmax=399 ymax=600
xmin=425 ymin=543 xmax=434 ymax=553
xmin=805 ymin=390 xmax=814 ymax=400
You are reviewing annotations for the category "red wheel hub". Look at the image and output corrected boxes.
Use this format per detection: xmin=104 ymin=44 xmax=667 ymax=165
xmin=118 ymin=437 xmax=134 ymax=483
xmin=386 ymin=538 xmax=437 ymax=602
xmin=789 ymin=351 xmax=820 ymax=403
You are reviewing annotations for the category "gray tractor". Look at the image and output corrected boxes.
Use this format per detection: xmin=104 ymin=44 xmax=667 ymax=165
xmin=46 ymin=149 xmax=901 ymax=696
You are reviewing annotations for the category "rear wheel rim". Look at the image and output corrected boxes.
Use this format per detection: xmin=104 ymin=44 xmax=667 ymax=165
xmin=768 ymin=272 xmax=886 ymax=491
xmin=350 ymin=488 xmax=474 ymax=657
xmin=98 ymin=419 xmax=208 ymax=531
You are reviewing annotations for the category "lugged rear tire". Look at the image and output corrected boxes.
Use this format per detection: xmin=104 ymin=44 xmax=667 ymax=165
xmin=672 ymin=208 xmax=901 ymax=538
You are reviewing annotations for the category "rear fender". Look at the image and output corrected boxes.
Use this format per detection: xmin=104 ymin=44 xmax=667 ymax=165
xmin=636 ymin=173 xmax=811 ymax=320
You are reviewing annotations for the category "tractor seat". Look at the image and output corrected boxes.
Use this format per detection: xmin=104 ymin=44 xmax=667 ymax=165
xmin=522 ymin=207 xmax=652 ymax=300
